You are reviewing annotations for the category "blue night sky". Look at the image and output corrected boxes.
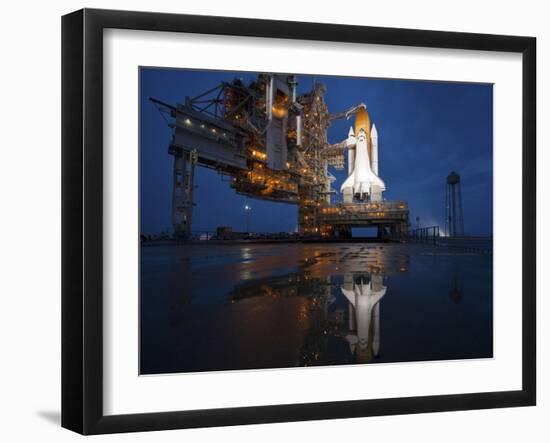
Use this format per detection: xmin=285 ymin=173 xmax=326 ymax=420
xmin=140 ymin=68 xmax=493 ymax=236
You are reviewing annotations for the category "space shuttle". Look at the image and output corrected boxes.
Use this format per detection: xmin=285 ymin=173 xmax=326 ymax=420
xmin=340 ymin=107 xmax=385 ymax=203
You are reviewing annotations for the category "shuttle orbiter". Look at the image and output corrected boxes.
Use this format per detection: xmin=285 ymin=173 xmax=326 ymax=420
xmin=340 ymin=107 xmax=385 ymax=203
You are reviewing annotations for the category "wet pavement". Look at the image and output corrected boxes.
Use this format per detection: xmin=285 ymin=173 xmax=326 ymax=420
xmin=140 ymin=242 xmax=493 ymax=374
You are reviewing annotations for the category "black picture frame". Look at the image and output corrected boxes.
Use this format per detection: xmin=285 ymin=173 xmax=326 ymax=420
xmin=62 ymin=8 xmax=536 ymax=435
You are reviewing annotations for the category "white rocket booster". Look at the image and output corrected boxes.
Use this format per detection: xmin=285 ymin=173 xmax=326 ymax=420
xmin=340 ymin=108 xmax=385 ymax=202
xmin=371 ymin=123 xmax=379 ymax=176
xmin=347 ymin=126 xmax=355 ymax=176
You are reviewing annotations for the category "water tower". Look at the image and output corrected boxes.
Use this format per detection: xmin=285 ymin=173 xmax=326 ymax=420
xmin=445 ymin=171 xmax=464 ymax=237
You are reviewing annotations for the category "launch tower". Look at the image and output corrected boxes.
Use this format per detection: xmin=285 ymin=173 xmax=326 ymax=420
xmin=151 ymin=73 xmax=409 ymax=239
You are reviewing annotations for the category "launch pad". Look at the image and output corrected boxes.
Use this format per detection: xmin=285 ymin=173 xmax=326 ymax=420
xmin=151 ymin=73 xmax=409 ymax=239
xmin=319 ymin=201 xmax=409 ymax=239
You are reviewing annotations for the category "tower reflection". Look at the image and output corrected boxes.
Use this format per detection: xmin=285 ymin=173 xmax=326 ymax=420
xmin=228 ymin=245 xmax=409 ymax=367
xmin=449 ymin=273 xmax=463 ymax=304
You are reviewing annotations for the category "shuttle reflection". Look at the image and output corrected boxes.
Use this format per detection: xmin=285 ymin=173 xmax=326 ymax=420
xmin=341 ymin=272 xmax=386 ymax=363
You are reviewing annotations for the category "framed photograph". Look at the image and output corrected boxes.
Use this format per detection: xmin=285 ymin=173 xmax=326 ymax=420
xmin=62 ymin=8 xmax=536 ymax=435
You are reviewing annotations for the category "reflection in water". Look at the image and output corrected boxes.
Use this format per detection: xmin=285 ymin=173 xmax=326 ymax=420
xmin=227 ymin=245 xmax=409 ymax=367
xmin=449 ymin=273 xmax=463 ymax=304
xmin=140 ymin=243 xmax=491 ymax=374
xmin=342 ymin=272 xmax=386 ymax=363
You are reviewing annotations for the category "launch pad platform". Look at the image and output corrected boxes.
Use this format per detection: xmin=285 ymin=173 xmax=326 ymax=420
xmin=318 ymin=201 xmax=409 ymax=238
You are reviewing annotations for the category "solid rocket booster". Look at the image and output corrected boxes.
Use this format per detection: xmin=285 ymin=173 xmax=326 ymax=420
xmin=347 ymin=126 xmax=355 ymax=175
xmin=371 ymin=123 xmax=379 ymax=176
xmin=340 ymin=107 xmax=385 ymax=202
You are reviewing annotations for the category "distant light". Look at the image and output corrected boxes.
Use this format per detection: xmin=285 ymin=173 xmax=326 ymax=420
xmin=184 ymin=118 xmax=192 ymax=126
xmin=244 ymin=205 xmax=251 ymax=210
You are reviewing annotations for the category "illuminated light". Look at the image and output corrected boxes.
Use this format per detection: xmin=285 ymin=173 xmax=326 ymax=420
xmin=252 ymin=150 xmax=257 ymax=156
xmin=200 ymin=124 xmax=205 ymax=129
xmin=272 ymin=106 xmax=288 ymax=118
xmin=184 ymin=118 xmax=192 ymax=126
xmin=211 ymin=128 xmax=217 ymax=133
